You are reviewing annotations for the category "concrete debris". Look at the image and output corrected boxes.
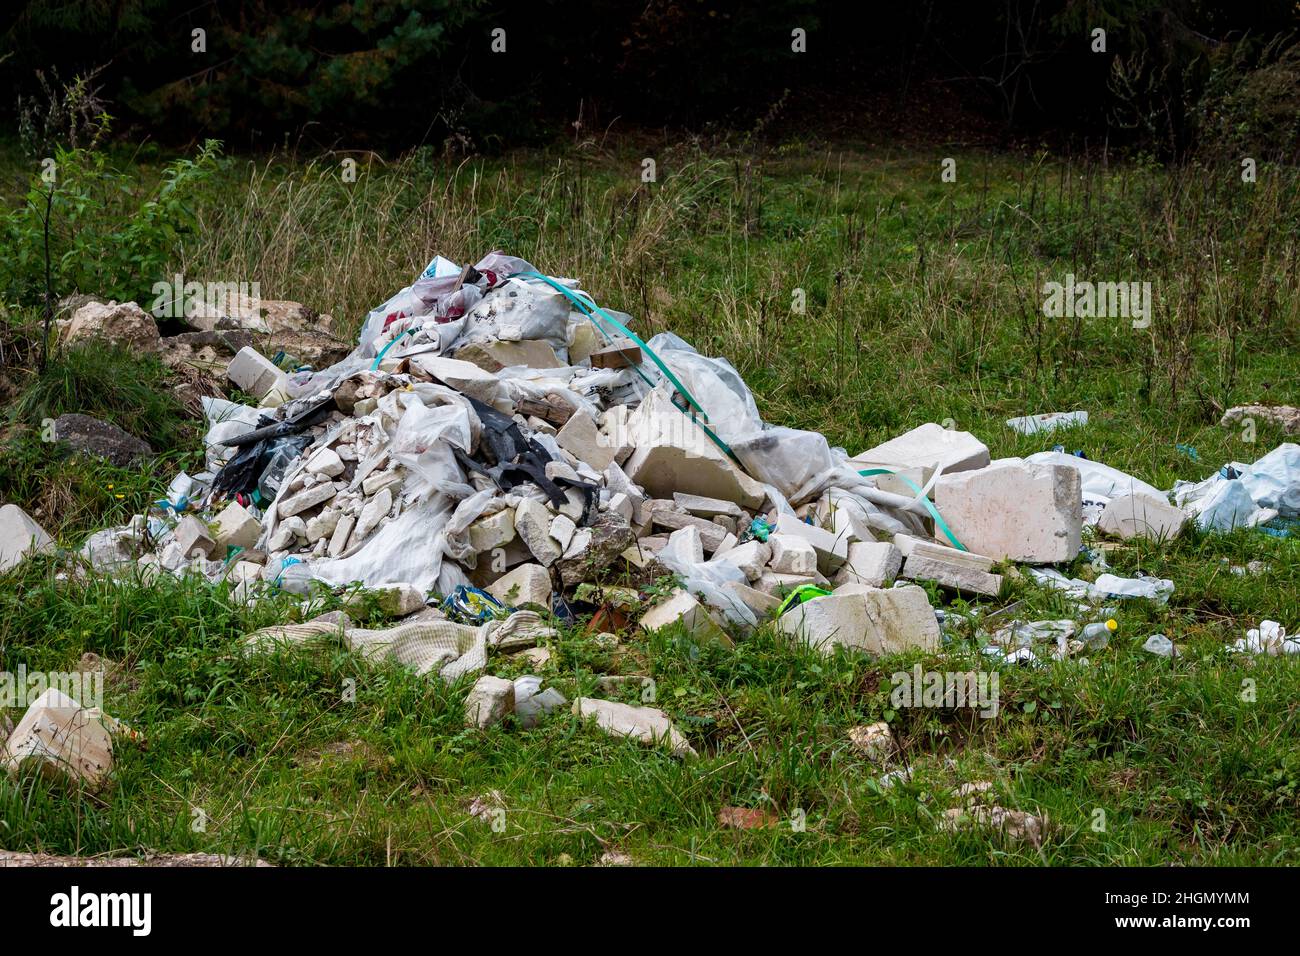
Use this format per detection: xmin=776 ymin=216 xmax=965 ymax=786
xmin=1005 ymin=410 xmax=1087 ymax=435
xmin=571 ymin=697 xmax=696 ymax=757
xmin=901 ymin=541 xmax=1002 ymax=596
xmin=464 ymin=675 xmax=515 ymax=728
xmin=934 ymin=459 xmax=1082 ymax=563
xmin=67 ymin=252 xmax=1272 ymax=774
xmin=834 ymin=541 xmax=902 ymax=589
xmin=777 ymin=585 xmax=940 ymax=657
xmin=487 ymin=563 xmax=552 ymax=607
xmin=850 ymin=422 xmax=991 ymax=486
xmin=848 ymin=722 xmax=895 ymax=764
xmin=0 ymin=504 xmax=55 ymax=573
xmin=640 ymin=590 xmax=729 ymax=644
xmin=212 ymin=501 xmax=262 ymax=551
xmin=1220 ymin=404 xmax=1300 ymax=435
xmin=1098 ymin=492 xmax=1187 ymax=542
xmin=3 ymin=689 xmax=116 ymax=789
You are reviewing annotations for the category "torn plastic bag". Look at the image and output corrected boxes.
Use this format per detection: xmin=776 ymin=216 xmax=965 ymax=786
xmin=1173 ymin=472 xmax=1262 ymax=531
xmin=654 ymin=528 xmax=756 ymax=628
xmin=311 ymin=494 xmax=457 ymax=594
xmin=731 ymin=427 xmax=832 ymax=500
xmin=1024 ymin=451 xmax=1165 ymax=523
xmin=390 ymin=396 xmax=476 ymax=500
xmin=202 ymin=397 xmax=263 ymax=471
xmin=458 ymin=277 xmax=571 ymax=350
xmin=643 ymin=332 xmax=764 ymax=445
xmin=1240 ymin=443 xmax=1300 ymax=516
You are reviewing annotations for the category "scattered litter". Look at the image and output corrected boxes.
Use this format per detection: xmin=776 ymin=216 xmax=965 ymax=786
xmin=1232 ymin=621 xmax=1297 ymax=656
xmin=1006 ymin=410 xmax=1087 ymax=435
xmin=1220 ymin=404 xmax=1300 ymax=435
xmin=848 ymin=722 xmax=896 ymax=764
xmin=718 ymin=806 xmax=780 ymax=829
xmin=1142 ymin=634 xmax=1177 ymax=658
xmin=2 ymin=689 xmax=128 ymax=790
xmin=52 ymin=253 xmax=1300 ymax=772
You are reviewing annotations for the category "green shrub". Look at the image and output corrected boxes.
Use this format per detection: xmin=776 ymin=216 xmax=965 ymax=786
xmin=0 ymin=139 xmax=221 ymax=306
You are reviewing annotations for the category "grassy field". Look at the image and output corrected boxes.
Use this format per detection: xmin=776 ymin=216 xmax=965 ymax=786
xmin=1 ymin=140 xmax=1298 ymax=865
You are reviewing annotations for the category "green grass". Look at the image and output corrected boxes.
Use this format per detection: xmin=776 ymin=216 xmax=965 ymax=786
xmin=0 ymin=140 xmax=1297 ymax=865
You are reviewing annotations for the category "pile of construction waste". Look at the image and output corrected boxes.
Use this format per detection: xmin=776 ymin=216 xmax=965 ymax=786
xmin=4 ymin=251 xmax=1298 ymax=772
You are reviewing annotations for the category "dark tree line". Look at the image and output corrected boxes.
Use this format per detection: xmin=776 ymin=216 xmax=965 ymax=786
xmin=3 ymin=0 xmax=1297 ymax=158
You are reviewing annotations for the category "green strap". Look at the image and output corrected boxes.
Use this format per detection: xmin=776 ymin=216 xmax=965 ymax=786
xmin=857 ymin=468 xmax=968 ymax=551
xmin=513 ymin=271 xmax=740 ymax=463
xmin=371 ymin=326 xmax=416 ymax=370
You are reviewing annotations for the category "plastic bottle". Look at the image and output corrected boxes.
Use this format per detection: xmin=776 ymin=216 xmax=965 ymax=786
xmin=1082 ymin=618 xmax=1118 ymax=648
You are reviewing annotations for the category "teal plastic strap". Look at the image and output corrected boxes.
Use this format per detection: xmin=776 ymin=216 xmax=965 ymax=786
xmin=513 ymin=271 xmax=739 ymax=463
xmin=371 ymin=326 xmax=416 ymax=370
xmin=857 ymin=468 xmax=968 ymax=551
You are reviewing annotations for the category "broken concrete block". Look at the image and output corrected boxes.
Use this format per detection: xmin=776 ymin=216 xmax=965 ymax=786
xmin=304 ymin=508 xmax=340 ymax=543
xmin=673 ymin=492 xmax=743 ymax=520
xmin=361 ymin=468 xmax=403 ymax=497
xmin=934 ymin=459 xmax=1082 ymax=563
xmin=625 ymin=443 xmax=765 ymax=511
xmin=650 ymin=508 xmax=729 ymax=553
xmin=666 ymin=525 xmax=705 ymax=564
xmin=409 ymin=355 xmax=508 ymax=409
xmin=353 ymin=487 xmax=392 ymax=540
xmin=305 ymin=446 xmax=345 ymax=478
xmin=755 ymin=569 xmax=830 ymax=596
xmin=212 ymin=501 xmax=262 ymax=552
xmin=903 ymin=553 xmax=1002 ymax=597
xmin=848 ymin=722 xmax=896 ymax=764
xmin=278 ymin=481 xmax=339 ymax=519
xmin=174 ymin=514 xmax=216 ymax=559
xmin=328 ymin=513 xmax=355 ymax=557
xmin=514 ymin=499 xmax=561 ymax=566
xmin=1098 ymin=492 xmax=1187 ymax=542
xmin=549 ymin=513 xmax=576 ymax=553
xmin=571 ymin=697 xmax=695 ymax=757
xmin=849 ymin=422 xmax=991 ymax=487
xmin=767 ymin=533 xmax=817 ymax=575
xmin=556 ymin=512 xmax=636 ymax=586
xmin=777 ymin=586 xmax=940 ymax=656
xmin=901 ymin=541 xmax=1002 ymax=597
xmin=774 ymin=513 xmax=849 ymax=574
xmin=227 ymin=346 xmax=287 ymax=398
xmin=487 ymin=563 xmax=552 ymax=607
xmin=607 ymin=492 xmax=634 ymax=523
xmin=720 ymin=580 xmax=782 ymax=618
xmin=0 ymin=504 xmax=55 ymax=573
xmin=347 ymin=583 xmax=425 ymax=617
xmin=456 ymin=339 xmax=561 ymax=372
xmin=640 ymin=590 xmax=729 ymax=644
xmin=556 ymin=410 xmax=619 ymax=471
xmin=568 ymin=321 xmax=602 ymax=365
xmin=834 ymin=541 xmax=903 ymax=588
xmin=464 ymin=675 xmax=515 ymax=729
xmin=623 ymin=391 xmax=765 ymax=509
xmin=3 ymin=689 xmax=113 ymax=789
xmin=468 ymin=509 xmax=516 ymax=553
xmin=713 ymin=539 xmax=769 ymax=582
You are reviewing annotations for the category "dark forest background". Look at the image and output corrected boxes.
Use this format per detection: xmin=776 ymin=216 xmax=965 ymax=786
xmin=2 ymin=0 xmax=1297 ymax=160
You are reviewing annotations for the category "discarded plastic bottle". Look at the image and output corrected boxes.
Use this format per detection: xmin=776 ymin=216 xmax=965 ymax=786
xmin=1082 ymin=619 xmax=1118 ymax=649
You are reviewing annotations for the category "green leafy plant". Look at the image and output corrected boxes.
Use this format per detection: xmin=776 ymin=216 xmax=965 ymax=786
xmin=0 ymin=138 xmax=223 ymax=308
